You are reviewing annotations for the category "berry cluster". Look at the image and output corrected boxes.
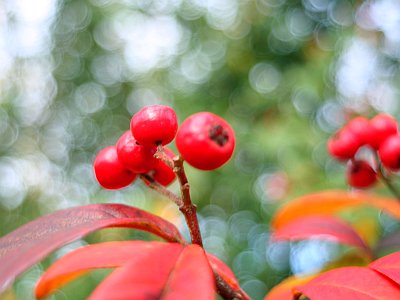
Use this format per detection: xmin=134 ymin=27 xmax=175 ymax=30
xmin=94 ymin=105 xmax=235 ymax=190
xmin=327 ymin=114 xmax=399 ymax=188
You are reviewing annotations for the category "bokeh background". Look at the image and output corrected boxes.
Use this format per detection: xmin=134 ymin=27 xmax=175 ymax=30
xmin=1 ymin=0 xmax=400 ymax=299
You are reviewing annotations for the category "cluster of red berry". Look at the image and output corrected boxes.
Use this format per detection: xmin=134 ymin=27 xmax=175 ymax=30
xmin=328 ymin=113 xmax=399 ymax=188
xmin=93 ymin=105 xmax=235 ymax=189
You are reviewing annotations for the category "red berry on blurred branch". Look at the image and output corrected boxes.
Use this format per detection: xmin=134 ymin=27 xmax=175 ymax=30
xmin=116 ymin=131 xmax=158 ymax=173
xmin=131 ymin=105 xmax=178 ymax=146
xmin=368 ymin=114 xmax=398 ymax=149
xmin=346 ymin=160 xmax=377 ymax=189
xmin=379 ymin=135 xmax=400 ymax=171
xmin=176 ymin=112 xmax=235 ymax=171
xmin=327 ymin=128 xmax=361 ymax=160
xmin=94 ymin=146 xmax=137 ymax=189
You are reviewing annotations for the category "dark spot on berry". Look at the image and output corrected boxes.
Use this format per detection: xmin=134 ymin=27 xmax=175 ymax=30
xmin=351 ymin=162 xmax=359 ymax=173
xmin=209 ymin=124 xmax=229 ymax=146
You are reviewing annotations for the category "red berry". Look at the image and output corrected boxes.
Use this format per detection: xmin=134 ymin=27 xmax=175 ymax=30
xmin=130 ymin=105 xmax=178 ymax=146
xmin=346 ymin=160 xmax=377 ymax=188
xmin=368 ymin=114 xmax=398 ymax=149
xmin=142 ymin=147 xmax=176 ymax=186
xmin=346 ymin=116 xmax=372 ymax=146
xmin=379 ymin=134 xmax=400 ymax=170
xmin=150 ymin=148 xmax=176 ymax=186
xmin=116 ymin=131 xmax=158 ymax=173
xmin=176 ymin=112 xmax=235 ymax=170
xmin=94 ymin=146 xmax=137 ymax=189
xmin=327 ymin=128 xmax=360 ymax=160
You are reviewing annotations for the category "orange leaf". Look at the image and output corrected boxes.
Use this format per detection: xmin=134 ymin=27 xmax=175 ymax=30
xmin=295 ymin=267 xmax=400 ymax=300
xmin=88 ymin=243 xmax=215 ymax=300
xmin=272 ymin=190 xmax=400 ymax=229
xmin=0 ymin=204 xmax=185 ymax=293
xmin=264 ymin=275 xmax=315 ymax=300
xmin=35 ymin=241 xmax=168 ymax=298
xmin=271 ymin=216 xmax=372 ymax=255
xmin=370 ymin=251 xmax=400 ymax=285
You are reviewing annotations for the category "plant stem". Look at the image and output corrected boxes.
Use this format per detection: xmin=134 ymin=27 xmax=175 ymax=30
xmin=139 ymin=174 xmax=183 ymax=207
xmin=380 ymin=175 xmax=400 ymax=200
xmin=377 ymin=164 xmax=400 ymax=201
xmin=173 ymin=155 xmax=203 ymax=247
xmin=155 ymin=145 xmax=174 ymax=168
xmin=152 ymin=147 xmax=247 ymax=299
xmin=152 ymin=147 xmax=203 ymax=246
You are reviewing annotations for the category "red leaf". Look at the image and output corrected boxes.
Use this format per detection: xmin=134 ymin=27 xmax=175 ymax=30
xmin=370 ymin=251 xmax=400 ymax=285
xmin=88 ymin=243 xmax=215 ymax=300
xmin=272 ymin=190 xmax=400 ymax=230
xmin=35 ymin=241 xmax=169 ymax=298
xmin=295 ymin=267 xmax=400 ymax=300
xmin=35 ymin=241 xmax=246 ymax=300
xmin=0 ymin=204 xmax=185 ymax=293
xmin=207 ymin=254 xmax=239 ymax=290
xmin=264 ymin=275 xmax=315 ymax=300
xmin=206 ymin=254 xmax=250 ymax=299
xmin=271 ymin=216 xmax=371 ymax=255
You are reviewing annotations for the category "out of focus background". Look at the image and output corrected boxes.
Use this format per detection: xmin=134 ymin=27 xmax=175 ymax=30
xmin=1 ymin=0 xmax=400 ymax=299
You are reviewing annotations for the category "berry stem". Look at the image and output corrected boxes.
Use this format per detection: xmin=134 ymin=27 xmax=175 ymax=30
xmin=152 ymin=147 xmax=247 ymax=299
xmin=172 ymin=156 xmax=249 ymax=299
xmin=173 ymin=155 xmax=203 ymax=247
xmin=377 ymin=165 xmax=400 ymax=201
xmin=139 ymin=174 xmax=183 ymax=207
xmin=154 ymin=146 xmax=203 ymax=246
xmin=155 ymin=145 xmax=174 ymax=169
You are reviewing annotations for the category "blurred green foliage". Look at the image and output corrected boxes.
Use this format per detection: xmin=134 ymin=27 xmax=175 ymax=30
xmin=1 ymin=0 xmax=400 ymax=299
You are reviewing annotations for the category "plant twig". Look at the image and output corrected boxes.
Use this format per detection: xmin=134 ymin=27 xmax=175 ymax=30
xmin=139 ymin=174 xmax=183 ymax=207
xmin=377 ymin=163 xmax=400 ymax=201
xmin=149 ymin=147 xmax=203 ymax=246
xmin=151 ymin=148 xmax=248 ymax=299
xmin=173 ymin=155 xmax=203 ymax=247
xmin=155 ymin=145 xmax=174 ymax=168
xmin=380 ymin=175 xmax=400 ymax=201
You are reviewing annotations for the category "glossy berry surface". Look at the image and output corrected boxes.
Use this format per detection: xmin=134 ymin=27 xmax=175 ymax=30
xmin=346 ymin=160 xmax=377 ymax=188
xmin=131 ymin=105 xmax=178 ymax=146
xmin=346 ymin=116 xmax=372 ymax=146
xmin=150 ymin=148 xmax=176 ymax=186
xmin=94 ymin=146 xmax=137 ymax=189
xmin=379 ymin=134 xmax=400 ymax=170
xmin=176 ymin=112 xmax=235 ymax=171
xmin=327 ymin=128 xmax=360 ymax=161
xmin=368 ymin=114 xmax=398 ymax=149
xmin=116 ymin=131 xmax=158 ymax=173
